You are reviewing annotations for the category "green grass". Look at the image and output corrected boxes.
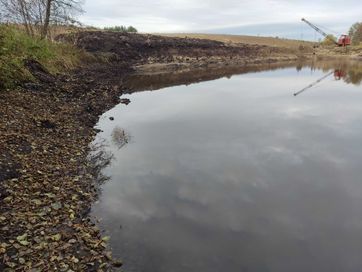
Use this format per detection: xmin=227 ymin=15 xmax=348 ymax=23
xmin=0 ymin=25 xmax=88 ymax=89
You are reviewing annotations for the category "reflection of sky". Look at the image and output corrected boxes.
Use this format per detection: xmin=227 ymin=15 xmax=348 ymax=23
xmin=93 ymin=65 xmax=362 ymax=272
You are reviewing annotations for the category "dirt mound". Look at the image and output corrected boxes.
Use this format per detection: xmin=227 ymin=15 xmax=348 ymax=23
xmin=24 ymin=59 xmax=55 ymax=83
xmin=57 ymin=31 xmax=293 ymax=65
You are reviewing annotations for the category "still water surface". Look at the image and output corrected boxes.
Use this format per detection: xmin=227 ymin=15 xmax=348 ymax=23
xmin=92 ymin=60 xmax=362 ymax=272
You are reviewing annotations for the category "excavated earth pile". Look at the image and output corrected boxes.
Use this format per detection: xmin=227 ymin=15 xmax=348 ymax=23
xmin=57 ymin=31 xmax=298 ymax=66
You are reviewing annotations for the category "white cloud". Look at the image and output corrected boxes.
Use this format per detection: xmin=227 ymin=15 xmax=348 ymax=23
xmin=79 ymin=0 xmax=361 ymax=36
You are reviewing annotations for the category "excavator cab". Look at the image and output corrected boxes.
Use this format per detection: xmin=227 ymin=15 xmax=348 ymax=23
xmin=294 ymin=68 xmax=346 ymax=96
xmin=338 ymin=35 xmax=351 ymax=47
xmin=334 ymin=69 xmax=346 ymax=80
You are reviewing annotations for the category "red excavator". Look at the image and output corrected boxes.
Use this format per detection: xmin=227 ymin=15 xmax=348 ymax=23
xmin=301 ymin=18 xmax=351 ymax=47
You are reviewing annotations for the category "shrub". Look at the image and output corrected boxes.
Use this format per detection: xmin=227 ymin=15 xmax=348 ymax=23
xmin=103 ymin=25 xmax=138 ymax=33
xmin=0 ymin=24 xmax=85 ymax=90
xmin=126 ymin=26 xmax=137 ymax=33
xmin=321 ymin=34 xmax=337 ymax=46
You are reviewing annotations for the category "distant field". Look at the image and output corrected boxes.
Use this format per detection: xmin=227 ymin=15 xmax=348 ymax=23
xmin=158 ymin=33 xmax=313 ymax=48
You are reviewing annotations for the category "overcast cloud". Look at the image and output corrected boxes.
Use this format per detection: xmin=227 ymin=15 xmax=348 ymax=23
xmin=80 ymin=0 xmax=361 ymax=39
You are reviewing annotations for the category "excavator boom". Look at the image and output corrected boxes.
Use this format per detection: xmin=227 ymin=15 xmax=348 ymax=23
xmin=301 ymin=18 xmax=339 ymax=45
xmin=293 ymin=71 xmax=334 ymax=97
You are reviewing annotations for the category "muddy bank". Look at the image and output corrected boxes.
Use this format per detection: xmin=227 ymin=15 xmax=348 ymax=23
xmin=123 ymin=61 xmax=301 ymax=93
xmin=58 ymin=31 xmax=305 ymax=69
xmin=119 ymin=57 xmax=362 ymax=93
xmin=0 ymin=63 xmax=132 ymax=271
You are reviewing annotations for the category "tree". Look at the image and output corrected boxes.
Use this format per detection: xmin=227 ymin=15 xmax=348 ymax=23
xmin=0 ymin=0 xmax=83 ymax=38
xmin=127 ymin=26 xmax=137 ymax=33
xmin=0 ymin=0 xmax=34 ymax=35
xmin=349 ymin=22 xmax=362 ymax=46
xmin=41 ymin=0 xmax=52 ymax=39
xmin=103 ymin=25 xmax=138 ymax=33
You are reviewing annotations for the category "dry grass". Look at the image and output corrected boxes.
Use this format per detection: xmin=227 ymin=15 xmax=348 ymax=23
xmin=6 ymin=24 xmax=98 ymax=40
xmin=158 ymin=33 xmax=313 ymax=48
xmin=0 ymin=25 xmax=93 ymax=89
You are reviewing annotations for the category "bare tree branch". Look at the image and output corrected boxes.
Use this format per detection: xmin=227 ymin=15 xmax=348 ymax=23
xmin=0 ymin=0 xmax=83 ymax=38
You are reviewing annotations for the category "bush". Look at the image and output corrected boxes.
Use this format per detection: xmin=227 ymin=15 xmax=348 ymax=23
xmin=0 ymin=24 xmax=85 ymax=90
xmin=321 ymin=34 xmax=337 ymax=46
xmin=103 ymin=25 xmax=138 ymax=33
xmin=126 ymin=26 xmax=137 ymax=33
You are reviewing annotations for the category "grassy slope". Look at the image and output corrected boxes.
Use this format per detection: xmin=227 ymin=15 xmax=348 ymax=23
xmin=0 ymin=25 xmax=88 ymax=89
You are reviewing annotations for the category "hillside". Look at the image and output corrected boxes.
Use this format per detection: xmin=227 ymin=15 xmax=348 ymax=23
xmin=158 ymin=33 xmax=313 ymax=48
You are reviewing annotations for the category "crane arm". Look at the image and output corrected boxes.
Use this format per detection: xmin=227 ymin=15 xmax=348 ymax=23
xmin=293 ymin=71 xmax=334 ymax=97
xmin=301 ymin=18 xmax=338 ymax=45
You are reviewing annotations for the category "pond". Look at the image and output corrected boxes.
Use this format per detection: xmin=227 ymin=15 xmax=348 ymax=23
xmin=92 ymin=59 xmax=362 ymax=272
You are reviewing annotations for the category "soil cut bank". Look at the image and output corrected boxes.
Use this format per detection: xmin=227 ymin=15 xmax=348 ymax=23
xmin=58 ymin=31 xmax=308 ymax=70
xmin=0 ymin=31 xmax=336 ymax=271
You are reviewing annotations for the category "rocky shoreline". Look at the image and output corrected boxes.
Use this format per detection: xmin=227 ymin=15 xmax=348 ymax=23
xmin=0 ymin=63 xmax=131 ymax=271
xmin=0 ymin=32 xmax=313 ymax=271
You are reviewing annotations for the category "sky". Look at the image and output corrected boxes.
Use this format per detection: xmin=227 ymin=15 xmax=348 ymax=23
xmin=79 ymin=0 xmax=361 ymax=40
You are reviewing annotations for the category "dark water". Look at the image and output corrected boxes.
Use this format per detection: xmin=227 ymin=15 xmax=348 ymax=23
xmin=92 ymin=59 xmax=362 ymax=272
